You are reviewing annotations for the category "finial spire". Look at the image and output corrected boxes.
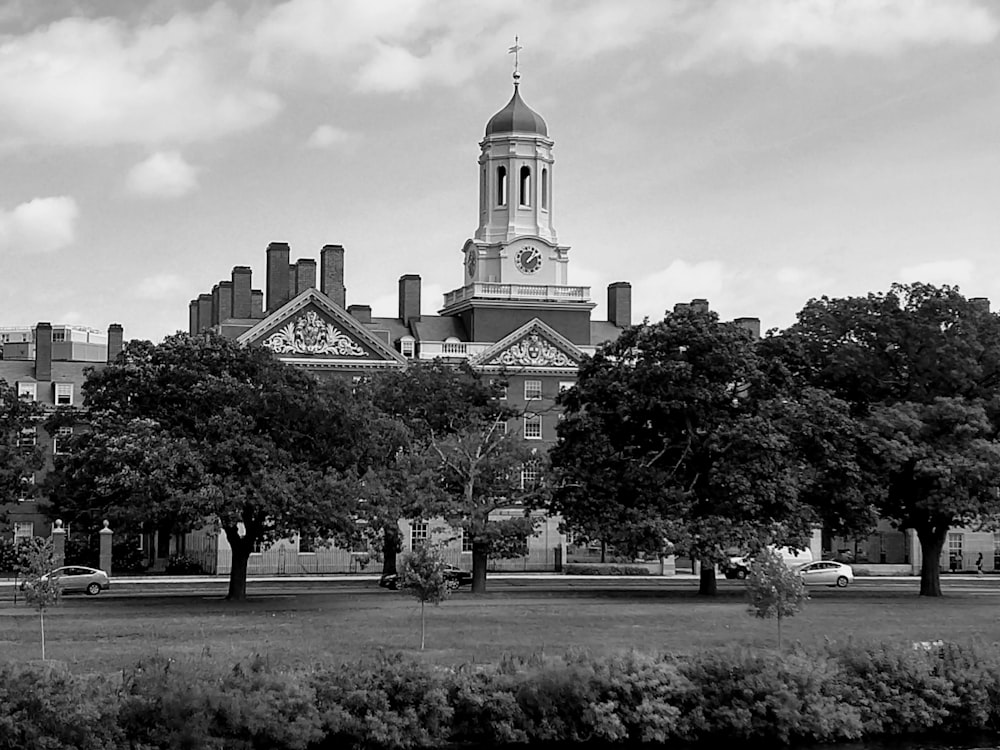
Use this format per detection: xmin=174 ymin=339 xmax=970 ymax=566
xmin=508 ymin=36 xmax=522 ymax=85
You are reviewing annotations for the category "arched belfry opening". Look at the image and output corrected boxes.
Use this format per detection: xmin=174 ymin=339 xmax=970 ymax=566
xmin=519 ymin=166 xmax=531 ymax=206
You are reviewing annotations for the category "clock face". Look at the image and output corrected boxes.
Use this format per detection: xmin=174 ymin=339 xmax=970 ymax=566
xmin=466 ymin=249 xmax=477 ymax=277
xmin=514 ymin=246 xmax=543 ymax=274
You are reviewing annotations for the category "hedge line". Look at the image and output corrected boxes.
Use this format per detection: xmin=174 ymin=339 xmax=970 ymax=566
xmin=2 ymin=642 xmax=1000 ymax=749
xmin=563 ymin=563 xmax=653 ymax=575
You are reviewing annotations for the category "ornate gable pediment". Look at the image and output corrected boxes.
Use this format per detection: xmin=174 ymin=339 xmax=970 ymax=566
xmin=237 ymin=289 xmax=406 ymax=369
xmin=471 ymin=318 xmax=583 ymax=371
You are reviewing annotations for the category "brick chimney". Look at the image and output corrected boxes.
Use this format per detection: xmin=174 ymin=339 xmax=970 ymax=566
xmin=107 ymin=323 xmax=124 ymax=363
xmin=320 ymin=244 xmax=346 ymax=308
xmin=398 ymin=274 xmax=421 ymax=325
xmin=266 ymin=242 xmax=291 ymax=313
xmin=295 ymin=259 xmax=317 ymax=296
xmin=251 ymin=290 xmax=264 ymax=318
xmin=217 ymin=280 xmax=233 ymax=322
xmin=210 ymin=284 xmax=221 ymax=326
xmin=35 ymin=322 xmax=52 ymax=382
xmin=607 ymin=282 xmax=631 ymax=327
xmin=197 ymin=294 xmax=212 ymax=332
xmin=231 ymin=267 xmax=252 ymax=319
xmin=188 ymin=300 xmax=199 ymax=334
xmin=733 ymin=317 xmax=762 ymax=339
xmin=690 ymin=298 xmax=710 ymax=314
xmin=673 ymin=302 xmax=691 ymax=314
xmin=348 ymin=304 xmax=372 ymax=324
xmin=970 ymin=297 xmax=991 ymax=314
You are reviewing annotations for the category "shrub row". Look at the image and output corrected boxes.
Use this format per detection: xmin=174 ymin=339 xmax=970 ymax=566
xmin=563 ymin=563 xmax=653 ymax=575
xmin=2 ymin=642 xmax=1000 ymax=749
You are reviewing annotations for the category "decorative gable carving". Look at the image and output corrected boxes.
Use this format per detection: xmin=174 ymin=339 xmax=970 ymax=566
xmin=263 ymin=311 xmax=366 ymax=357
xmin=472 ymin=318 xmax=583 ymax=371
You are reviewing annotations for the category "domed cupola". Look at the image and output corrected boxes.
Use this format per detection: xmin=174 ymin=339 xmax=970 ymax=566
xmin=485 ymin=82 xmax=547 ymax=137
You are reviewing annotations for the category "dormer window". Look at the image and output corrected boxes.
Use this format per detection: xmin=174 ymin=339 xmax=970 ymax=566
xmin=519 ymin=166 xmax=531 ymax=206
xmin=399 ymin=336 xmax=415 ymax=358
xmin=497 ymin=166 xmax=508 ymax=206
xmin=16 ymin=382 xmax=36 ymax=401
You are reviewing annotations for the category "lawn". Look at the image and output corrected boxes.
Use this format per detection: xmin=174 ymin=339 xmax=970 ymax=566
xmin=2 ymin=585 xmax=998 ymax=673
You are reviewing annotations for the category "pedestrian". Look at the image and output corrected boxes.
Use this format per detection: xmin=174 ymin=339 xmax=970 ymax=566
xmin=976 ymin=552 xmax=984 ymax=575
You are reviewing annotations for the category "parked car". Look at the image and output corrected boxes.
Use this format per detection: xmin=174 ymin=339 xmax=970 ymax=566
xmin=20 ymin=566 xmax=110 ymax=596
xmin=378 ymin=564 xmax=473 ymax=591
xmin=796 ymin=560 xmax=854 ymax=588
xmin=722 ymin=546 xmax=814 ymax=579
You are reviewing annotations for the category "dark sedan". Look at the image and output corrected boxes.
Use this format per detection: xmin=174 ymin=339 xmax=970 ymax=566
xmin=379 ymin=564 xmax=473 ymax=590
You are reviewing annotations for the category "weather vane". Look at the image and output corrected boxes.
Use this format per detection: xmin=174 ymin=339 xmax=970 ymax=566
xmin=508 ymin=36 xmax=522 ymax=83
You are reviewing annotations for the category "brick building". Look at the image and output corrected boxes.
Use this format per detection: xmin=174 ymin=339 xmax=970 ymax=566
xmin=1 ymin=322 xmax=124 ymax=542
xmin=180 ymin=77 xmax=642 ymax=574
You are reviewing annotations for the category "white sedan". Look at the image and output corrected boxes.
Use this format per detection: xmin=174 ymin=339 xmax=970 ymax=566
xmin=797 ymin=561 xmax=854 ymax=588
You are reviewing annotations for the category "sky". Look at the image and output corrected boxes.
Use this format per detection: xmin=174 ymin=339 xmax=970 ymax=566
xmin=1 ymin=0 xmax=999 ymax=343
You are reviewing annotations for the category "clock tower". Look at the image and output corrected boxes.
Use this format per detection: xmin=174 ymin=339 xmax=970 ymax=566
xmin=442 ymin=66 xmax=594 ymax=345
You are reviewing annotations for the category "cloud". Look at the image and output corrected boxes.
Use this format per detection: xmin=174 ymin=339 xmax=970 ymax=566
xmin=0 ymin=8 xmax=282 ymax=149
xmin=306 ymin=125 xmax=356 ymax=150
xmin=632 ymin=259 xmax=731 ymax=321
xmin=134 ymin=273 xmax=188 ymax=300
xmin=899 ymin=259 xmax=975 ymax=287
xmin=0 ymin=196 xmax=78 ymax=254
xmin=677 ymin=0 xmax=998 ymax=68
xmin=125 ymin=151 xmax=200 ymax=198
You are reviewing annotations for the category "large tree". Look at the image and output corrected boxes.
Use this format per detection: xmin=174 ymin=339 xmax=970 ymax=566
xmin=769 ymin=283 xmax=1000 ymax=596
xmin=365 ymin=361 xmax=541 ymax=592
xmin=0 ymin=379 xmax=45 ymax=515
xmin=549 ymin=308 xmax=870 ymax=595
xmin=47 ymin=333 xmax=368 ymax=600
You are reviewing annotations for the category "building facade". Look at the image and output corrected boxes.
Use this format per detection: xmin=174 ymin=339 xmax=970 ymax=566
xmin=1 ymin=322 xmax=124 ymax=542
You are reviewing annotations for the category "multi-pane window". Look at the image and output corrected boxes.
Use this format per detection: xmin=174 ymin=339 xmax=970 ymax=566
xmin=18 ymin=427 xmax=36 ymax=448
xmin=13 ymin=522 xmax=33 ymax=541
xmin=410 ymin=521 xmax=428 ymax=549
xmin=52 ymin=331 xmax=66 ymax=343
xmin=524 ymin=379 xmax=542 ymax=400
xmin=523 ymin=413 xmax=542 ymax=440
xmin=16 ymin=382 xmax=36 ymax=401
xmin=994 ymin=532 xmax=1000 ymax=570
xmin=399 ymin=337 xmax=415 ymax=358
xmin=53 ymin=426 xmax=73 ymax=454
xmin=491 ymin=379 xmax=508 ymax=400
xmin=54 ymin=383 xmax=73 ymax=405
xmin=948 ymin=532 xmax=964 ymax=570
xmin=461 ymin=529 xmax=474 ymax=553
xmin=520 ymin=461 xmax=541 ymax=489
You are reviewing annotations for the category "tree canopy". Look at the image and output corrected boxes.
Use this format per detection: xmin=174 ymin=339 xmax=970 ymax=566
xmin=768 ymin=283 xmax=1000 ymax=595
xmin=549 ymin=308 xmax=870 ymax=595
xmin=47 ymin=333 xmax=369 ymax=600
xmin=0 ymin=379 xmax=45 ymax=515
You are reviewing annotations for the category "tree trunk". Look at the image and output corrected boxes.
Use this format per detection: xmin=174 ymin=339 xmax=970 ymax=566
xmin=471 ymin=540 xmax=489 ymax=594
xmin=600 ymin=540 xmax=606 ymax=564
xmin=698 ymin=560 xmax=717 ymax=596
xmin=225 ymin=527 xmax=252 ymax=601
xmin=40 ymin=608 xmax=46 ymax=661
xmin=917 ymin=525 xmax=947 ymax=597
xmin=382 ymin=526 xmax=400 ymax=577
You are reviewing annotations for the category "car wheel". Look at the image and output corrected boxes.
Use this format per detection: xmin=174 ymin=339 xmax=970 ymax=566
xmin=836 ymin=576 xmax=849 ymax=588
xmin=86 ymin=583 xmax=101 ymax=596
xmin=735 ymin=569 xmax=747 ymax=580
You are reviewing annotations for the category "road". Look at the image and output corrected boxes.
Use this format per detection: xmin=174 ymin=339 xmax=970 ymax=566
xmin=6 ymin=573 xmax=997 ymax=602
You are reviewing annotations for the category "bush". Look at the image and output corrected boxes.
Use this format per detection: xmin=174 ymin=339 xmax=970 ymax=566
xmin=563 ymin=563 xmax=653 ymax=575
xmin=165 ymin=553 xmax=204 ymax=575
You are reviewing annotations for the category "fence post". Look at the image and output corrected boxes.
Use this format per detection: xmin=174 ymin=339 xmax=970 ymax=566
xmin=99 ymin=520 xmax=113 ymax=576
xmin=51 ymin=519 xmax=66 ymax=568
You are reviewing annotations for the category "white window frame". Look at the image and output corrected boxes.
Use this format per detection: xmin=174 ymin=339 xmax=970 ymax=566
xmin=54 ymin=382 xmax=73 ymax=406
xmin=523 ymin=413 xmax=542 ymax=440
xmin=399 ymin=336 xmax=415 ymax=358
xmin=13 ymin=522 xmax=33 ymax=541
xmin=53 ymin=425 xmax=73 ymax=455
xmin=461 ymin=528 xmax=473 ymax=553
xmin=520 ymin=461 xmax=541 ymax=489
xmin=410 ymin=521 xmax=428 ymax=549
xmin=524 ymin=379 xmax=542 ymax=400
xmin=16 ymin=382 xmax=36 ymax=401
xmin=18 ymin=427 xmax=36 ymax=448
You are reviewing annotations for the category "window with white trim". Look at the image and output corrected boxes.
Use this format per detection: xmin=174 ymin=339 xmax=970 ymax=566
xmin=523 ymin=413 xmax=542 ymax=440
xmin=524 ymin=379 xmax=542 ymax=400
xmin=410 ymin=521 xmax=428 ymax=548
xmin=53 ymin=426 xmax=73 ymax=455
xmin=18 ymin=427 xmax=36 ymax=448
xmin=399 ymin=336 xmax=415 ymax=358
xmin=490 ymin=379 xmax=508 ymax=400
xmin=299 ymin=534 xmax=316 ymax=553
xmin=54 ymin=383 xmax=73 ymax=405
xmin=13 ymin=522 xmax=33 ymax=541
xmin=520 ymin=461 xmax=541 ymax=489
xmin=461 ymin=529 xmax=473 ymax=553
xmin=52 ymin=330 xmax=66 ymax=343
xmin=16 ymin=382 xmax=36 ymax=401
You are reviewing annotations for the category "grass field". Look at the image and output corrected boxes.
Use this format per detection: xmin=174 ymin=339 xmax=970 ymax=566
xmin=2 ymin=585 xmax=998 ymax=673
